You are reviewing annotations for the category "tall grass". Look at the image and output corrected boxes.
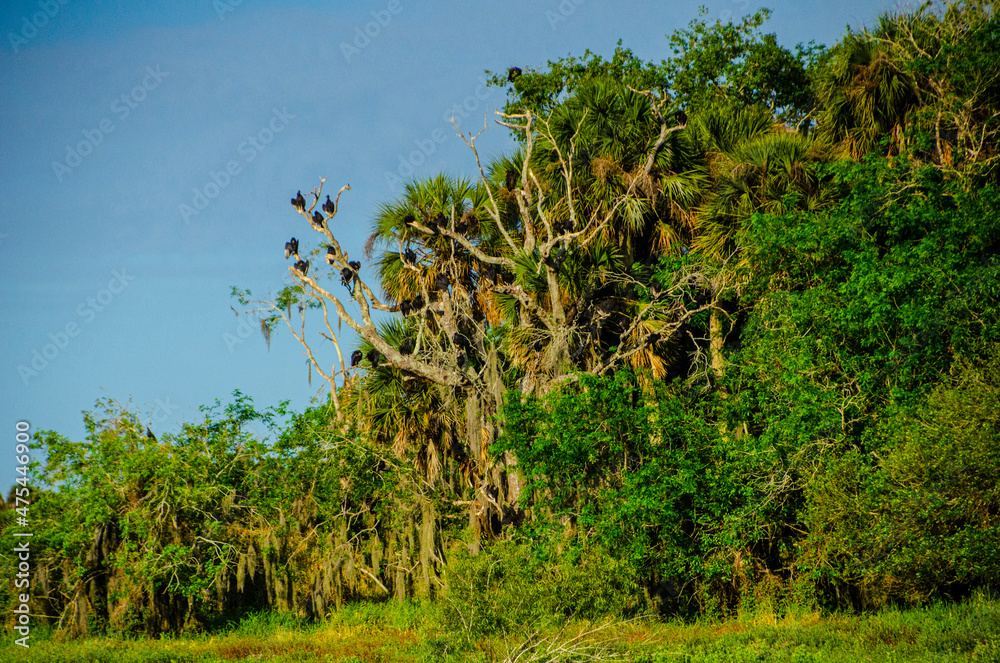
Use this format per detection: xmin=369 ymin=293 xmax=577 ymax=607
xmin=1 ymin=595 xmax=998 ymax=662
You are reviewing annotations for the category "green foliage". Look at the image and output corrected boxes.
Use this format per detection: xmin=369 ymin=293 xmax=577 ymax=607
xmin=739 ymin=158 xmax=1000 ymax=408
xmin=722 ymin=156 xmax=1000 ymax=607
xmin=0 ymin=394 xmax=406 ymax=636
xmin=488 ymin=8 xmax=820 ymax=127
xmin=804 ymin=353 xmax=1000 ymax=606
xmin=498 ymin=371 xmax=748 ymax=614
xmin=442 ymin=539 xmax=640 ymax=643
xmin=663 ymin=7 xmax=821 ymax=121
xmin=486 ymin=42 xmax=671 ymax=118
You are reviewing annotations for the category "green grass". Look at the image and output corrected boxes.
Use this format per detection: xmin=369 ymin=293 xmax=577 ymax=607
xmin=2 ymin=596 xmax=999 ymax=662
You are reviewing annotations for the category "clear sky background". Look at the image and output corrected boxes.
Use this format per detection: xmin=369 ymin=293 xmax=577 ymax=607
xmin=1 ymin=0 xmax=891 ymax=491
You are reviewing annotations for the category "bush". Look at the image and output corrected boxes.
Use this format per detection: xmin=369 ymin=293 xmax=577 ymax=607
xmin=442 ymin=540 xmax=641 ymax=642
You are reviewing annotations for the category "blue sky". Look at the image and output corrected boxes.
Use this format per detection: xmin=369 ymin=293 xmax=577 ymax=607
xmin=0 ymin=0 xmax=890 ymax=491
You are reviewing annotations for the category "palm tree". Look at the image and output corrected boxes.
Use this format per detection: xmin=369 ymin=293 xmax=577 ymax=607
xmin=532 ymin=81 xmax=704 ymax=264
xmin=814 ymin=27 xmax=917 ymax=159
xmin=692 ymin=103 xmax=830 ymax=380
xmin=522 ymin=81 xmax=706 ymax=379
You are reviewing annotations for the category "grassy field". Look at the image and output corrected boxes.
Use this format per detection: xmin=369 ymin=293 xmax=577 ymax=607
xmin=3 ymin=595 xmax=1000 ymax=662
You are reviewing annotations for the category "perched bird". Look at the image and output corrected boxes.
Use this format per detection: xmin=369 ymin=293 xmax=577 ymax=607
xmin=483 ymin=265 xmax=497 ymax=282
xmin=323 ymin=195 xmax=335 ymax=216
xmin=366 ymin=348 xmax=380 ymax=368
xmin=507 ymin=66 xmax=522 ymax=83
xmin=434 ymin=274 xmax=450 ymax=292
xmin=596 ymin=297 xmax=618 ymax=314
xmin=326 ymin=246 xmax=336 ymax=266
xmin=399 ymin=299 xmax=412 ymax=316
xmin=452 ymin=332 xmax=470 ymax=350
xmin=312 ymin=211 xmax=325 ymax=228
xmin=341 ymin=266 xmax=354 ymax=285
xmin=675 ymin=108 xmax=688 ymax=126
xmin=146 ymin=427 xmax=156 ymax=441
xmin=434 ymin=212 xmax=447 ymax=229
xmin=291 ymin=190 xmax=306 ymax=211
xmin=403 ymin=247 xmax=417 ymax=265
xmin=552 ymin=245 xmax=568 ymax=269
xmin=505 ymin=169 xmax=517 ymax=191
xmin=284 ymin=237 xmax=299 ymax=260
xmin=351 ymin=350 xmax=363 ymax=367
xmin=555 ymin=218 xmax=573 ymax=234
xmin=411 ymin=294 xmax=425 ymax=310
xmin=294 ymin=259 xmax=310 ymax=276
xmin=400 ymin=338 xmax=414 ymax=355
xmin=402 ymin=213 xmax=415 ymax=225
xmin=349 ymin=260 xmax=361 ymax=272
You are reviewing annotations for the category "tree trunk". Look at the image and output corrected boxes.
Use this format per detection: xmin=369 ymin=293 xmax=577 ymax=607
xmin=709 ymin=306 xmax=727 ymax=383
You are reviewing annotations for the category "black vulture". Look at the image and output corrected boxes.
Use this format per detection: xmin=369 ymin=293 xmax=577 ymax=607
xmin=505 ymin=169 xmax=517 ymax=191
xmin=348 ymin=260 xmax=361 ymax=272
xmin=452 ymin=332 xmax=470 ymax=350
xmin=326 ymin=246 xmax=336 ymax=266
xmin=294 ymin=259 xmax=309 ymax=276
xmin=411 ymin=294 xmax=425 ymax=310
xmin=552 ymin=245 xmax=567 ymax=269
xmin=483 ymin=265 xmax=497 ymax=281
xmin=507 ymin=66 xmax=522 ymax=82
xmin=146 ymin=426 xmax=156 ymax=441
xmin=400 ymin=338 xmax=414 ymax=355
xmin=351 ymin=350 xmax=363 ymax=367
xmin=434 ymin=212 xmax=447 ymax=228
xmin=341 ymin=266 xmax=354 ymax=285
xmin=675 ymin=109 xmax=688 ymax=126
xmin=596 ymin=297 xmax=619 ymax=314
xmin=323 ymin=195 xmax=335 ymax=216
xmin=403 ymin=247 xmax=417 ymax=265
xmin=284 ymin=237 xmax=298 ymax=260
xmin=403 ymin=213 xmax=415 ymax=225
xmin=434 ymin=274 xmax=450 ymax=292
xmin=291 ymin=190 xmax=306 ymax=211
xmin=366 ymin=348 xmax=380 ymax=368
xmin=312 ymin=211 xmax=325 ymax=228
xmin=399 ymin=299 xmax=412 ymax=316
